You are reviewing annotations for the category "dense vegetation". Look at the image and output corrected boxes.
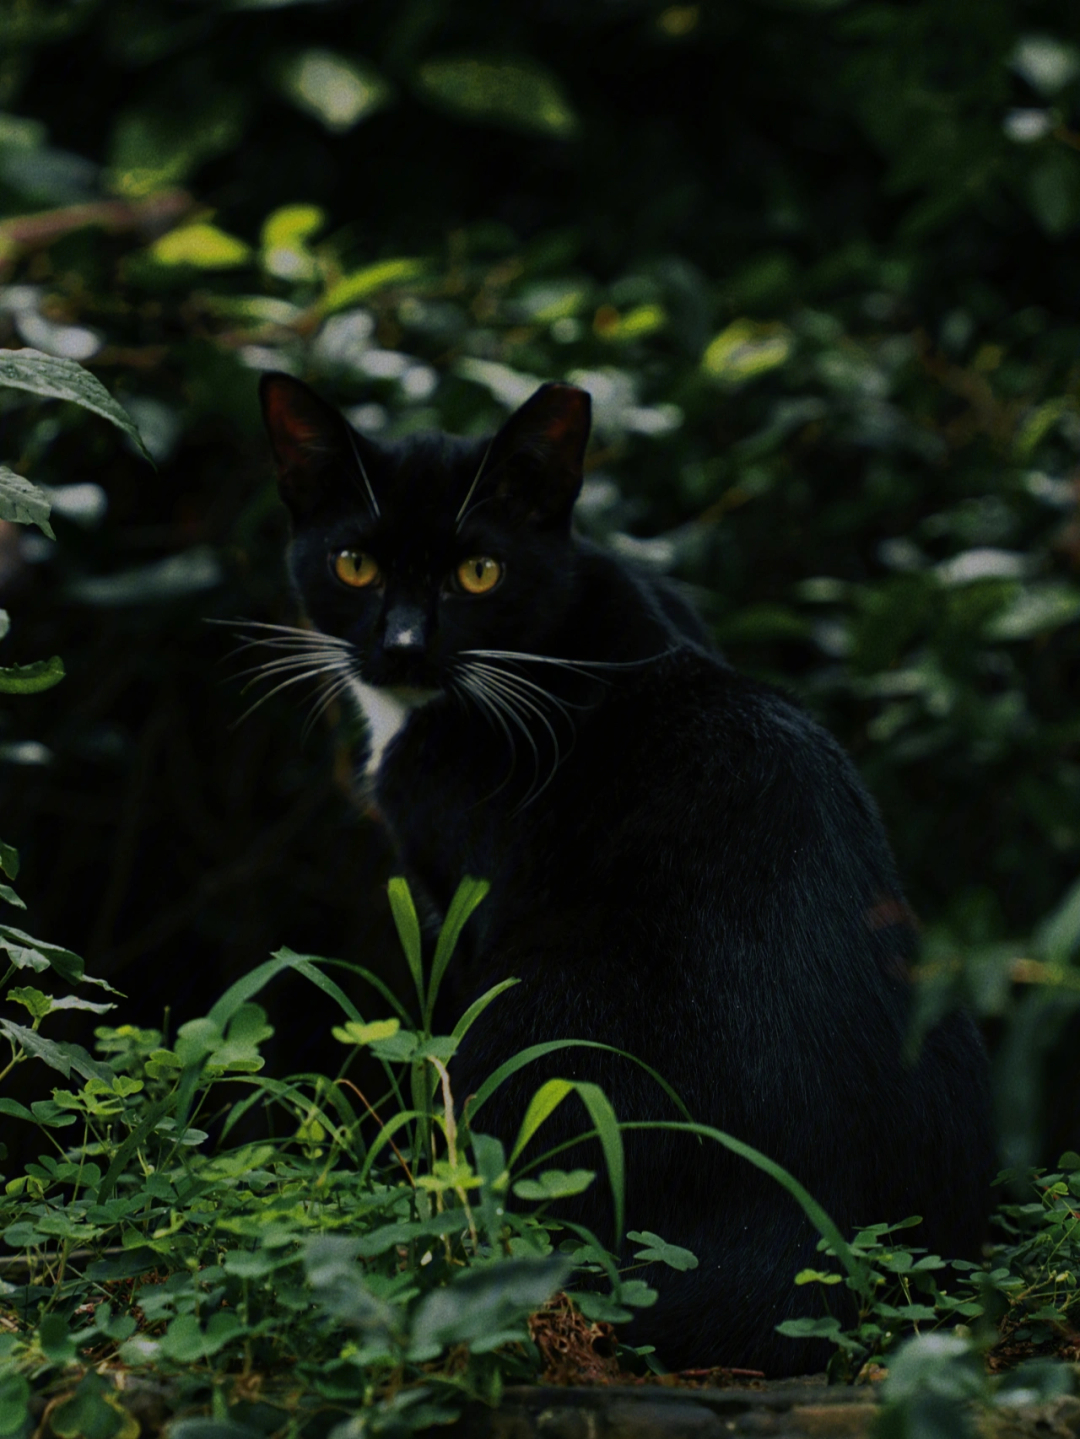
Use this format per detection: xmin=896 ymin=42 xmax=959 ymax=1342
xmin=1 ymin=0 xmax=1079 ymax=1432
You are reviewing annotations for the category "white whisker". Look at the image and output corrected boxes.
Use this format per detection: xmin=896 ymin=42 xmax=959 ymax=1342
xmin=461 ymin=646 xmax=668 ymax=675
xmin=301 ymin=670 xmax=356 ymax=744
xmin=455 ymin=437 xmax=495 ymax=529
xmin=466 ymin=660 xmax=581 ymax=722
xmin=470 ymin=667 xmax=564 ymax=807
xmin=232 ymin=665 xmax=346 ymax=729
xmin=347 ymin=427 xmax=381 ymax=519
xmin=453 ymin=673 xmax=517 ymax=801
xmin=232 ymin=652 xmax=350 ymax=683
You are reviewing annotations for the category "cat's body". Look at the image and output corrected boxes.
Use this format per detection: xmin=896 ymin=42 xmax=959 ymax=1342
xmin=260 ymin=375 xmax=994 ymax=1375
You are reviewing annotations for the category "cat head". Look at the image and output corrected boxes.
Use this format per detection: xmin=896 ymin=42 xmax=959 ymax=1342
xmin=259 ymin=373 xmax=591 ymax=695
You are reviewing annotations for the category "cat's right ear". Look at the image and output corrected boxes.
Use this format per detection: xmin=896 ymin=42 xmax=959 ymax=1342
xmin=260 ymin=373 xmax=368 ymax=519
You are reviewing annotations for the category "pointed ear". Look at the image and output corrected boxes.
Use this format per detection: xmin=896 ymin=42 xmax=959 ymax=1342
xmin=484 ymin=383 xmax=591 ymax=527
xmin=259 ymin=372 xmax=362 ymax=519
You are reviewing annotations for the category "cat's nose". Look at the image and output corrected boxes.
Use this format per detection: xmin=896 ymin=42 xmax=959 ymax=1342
xmin=382 ymin=602 xmax=428 ymax=653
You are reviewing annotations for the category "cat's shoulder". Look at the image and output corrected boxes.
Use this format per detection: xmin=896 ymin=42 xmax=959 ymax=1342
xmin=628 ymin=644 xmax=858 ymax=788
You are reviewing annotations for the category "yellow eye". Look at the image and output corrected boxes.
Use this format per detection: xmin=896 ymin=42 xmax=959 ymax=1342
xmin=333 ymin=550 xmax=380 ymax=588
xmin=456 ymin=556 xmax=502 ymax=595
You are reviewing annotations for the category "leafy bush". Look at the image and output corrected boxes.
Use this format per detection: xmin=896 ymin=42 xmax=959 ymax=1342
xmin=0 ymin=875 xmax=661 ymax=1436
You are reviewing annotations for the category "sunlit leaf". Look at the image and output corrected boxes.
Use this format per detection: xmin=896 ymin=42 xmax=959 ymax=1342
xmin=702 ymin=319 xmax=793 ymax=384
xmin=278 ymin=50 xmax=393 ymax=133
xmin=985 ymin=583 xmax=1080 ymax=640
xmin=1010 ymin=35 xmax=1080 ymax=95
xmin=150 ymin=222 xmax=251 ymax=269
xmin=0 ymin=655 xmax=64 ymax=695
xmin=332 ymin=1018 xmax=401 ymax=1047
xmin=512 ymin=1168 xmax=595 ymax=1201
xmin=261 ymin=204 xmax=326 ymax=281
xmin=417 ymin=57 xmax=578 ymax=138
xmin=321 ymin=259 xmax=427 ymax=314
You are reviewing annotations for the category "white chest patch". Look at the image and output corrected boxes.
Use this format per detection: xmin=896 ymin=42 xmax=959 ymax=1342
xmin=345 ymin=677 xmax=437 ymax=777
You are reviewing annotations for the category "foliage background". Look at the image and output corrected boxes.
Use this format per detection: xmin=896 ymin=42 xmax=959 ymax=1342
xmin=1 ymin=0 xmax=1079 ymax=1167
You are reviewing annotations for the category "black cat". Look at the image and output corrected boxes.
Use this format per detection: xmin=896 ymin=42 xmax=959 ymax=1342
xmin=258 ymin=373 xmax=994 ymax=1375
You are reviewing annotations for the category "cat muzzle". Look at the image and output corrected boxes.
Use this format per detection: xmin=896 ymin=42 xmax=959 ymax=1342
xmin=382 ymin=602 xmax=429 ymax=656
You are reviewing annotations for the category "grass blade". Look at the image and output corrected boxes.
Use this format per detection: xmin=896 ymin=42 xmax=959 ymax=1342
xmin=469 ymin=1038 xmax=690 ymax=1121
xmin=388 ymin=877 xmax=424 ymax=1013
xmin=625 ymin=1120 xmax=866 ymax=1294
xmin=207 ymin=949 xmax=364 ymax=1028
xmin=451 ymin=978 xmax=519 ymax=1042
xmin=425 ymin=876 xmax=489 ymax=1026
xmin=508 ymin=1078 xmax=574 ymax=1164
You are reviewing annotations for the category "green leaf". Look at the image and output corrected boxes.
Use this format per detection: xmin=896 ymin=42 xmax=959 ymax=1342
xmin=9 ymin=985 xmax=52 ymax=1019
xmin=627 ymin=1230 xmax=699 ymax=1272
xmin=471 ymin=1038 xmax=691 ymax=1124
xmin=0 ymin=1371 xmax=30 ymax=1437
xmin=0 ymin=883 xmax=24 ymax=910
xmin=617 ymin=1278 xmax=658 ymax=1309
xmin=39 ymin=1313 xmax=79 ymax=1365
xmin=407 ymin=1256 xmax=572 ymax=1361
xmin=38 ymin=994 xmax=116 ymax=1015
xmin=332 ymin=1018 xmax=401 ymax=1047
xmin=387 ymin=875 xmax=424 ymax=1009
xmin=50 ymin=1373 xmax=125 ymax=1439
xmin=0 ymin=464 xmax=54 ymax=537
xmin=509 ymin=1078 xmax=575 ymax=1165
xmin=573 ymin=1082 xmax=625 ymax=1244
xmin=0 ymin=842 xmax=19 ymax=881
xmin=149 ymin=223 xmax=252 ymax=269
xmin=985 ymin=583 xmax=1080 ymax=641
xmin=795 ymin=1268 xmax=843 ymax=1286
xmin=1036 ymin=874 xmax=1080 ymax=963
xmin=512 ymin=1168 xmax=595 ymax=1202
xmin=0 ymin=1018 xmax=74 ymax=1076
xmin=426 ymin=875 xmax=489 ymax=1025
xmin=0 ymin=1097 xmax=33 ymax=1121
xmin=159 ymin=1313 xmax=207 ymax=1363
xmin=321 ymin=259 xmax=427 ymax=314
xmin=167 ymin=1423 xmax=262 ymax=1439
xmin=0 ymin=349 xmax=152 ymax=464
xmin=417 ymin=58 xmax=578 ymax=138
xmin=0 ymin=655 xmax=65 ymax=695
xmin=213 ymin=948 xmax=363 ymax=1029
xmin=451 ymin=977 xmax=519 ymax=1042
xmin=703 ymin=319 xmax=793 ymax=384
xmin=627 ymin=1119 xmax=868 ymax=1297
xmin=0 ymin=924 xmax=83 ymax=981
xmin=0 ymin=1022 xmax=113 ymax=1082
xmin=776 ymin=1315 xmax=845 ymax=1340
xmin=278 ymin=50 xmax=393 ymax=133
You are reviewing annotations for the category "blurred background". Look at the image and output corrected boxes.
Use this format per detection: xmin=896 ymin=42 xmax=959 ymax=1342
xmin=0 ymin=0 xmax=1078 ymax=1166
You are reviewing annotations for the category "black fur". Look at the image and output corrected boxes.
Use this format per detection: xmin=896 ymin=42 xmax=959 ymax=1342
xmin=260 ymin=373 xmax=994 ymax=1375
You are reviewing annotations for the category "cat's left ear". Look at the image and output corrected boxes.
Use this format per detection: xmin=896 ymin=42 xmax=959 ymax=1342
xmin=260 ymin=372 xmax=374 ymax=519
xmin=486 ymin=383 xmax=591 ymax=527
